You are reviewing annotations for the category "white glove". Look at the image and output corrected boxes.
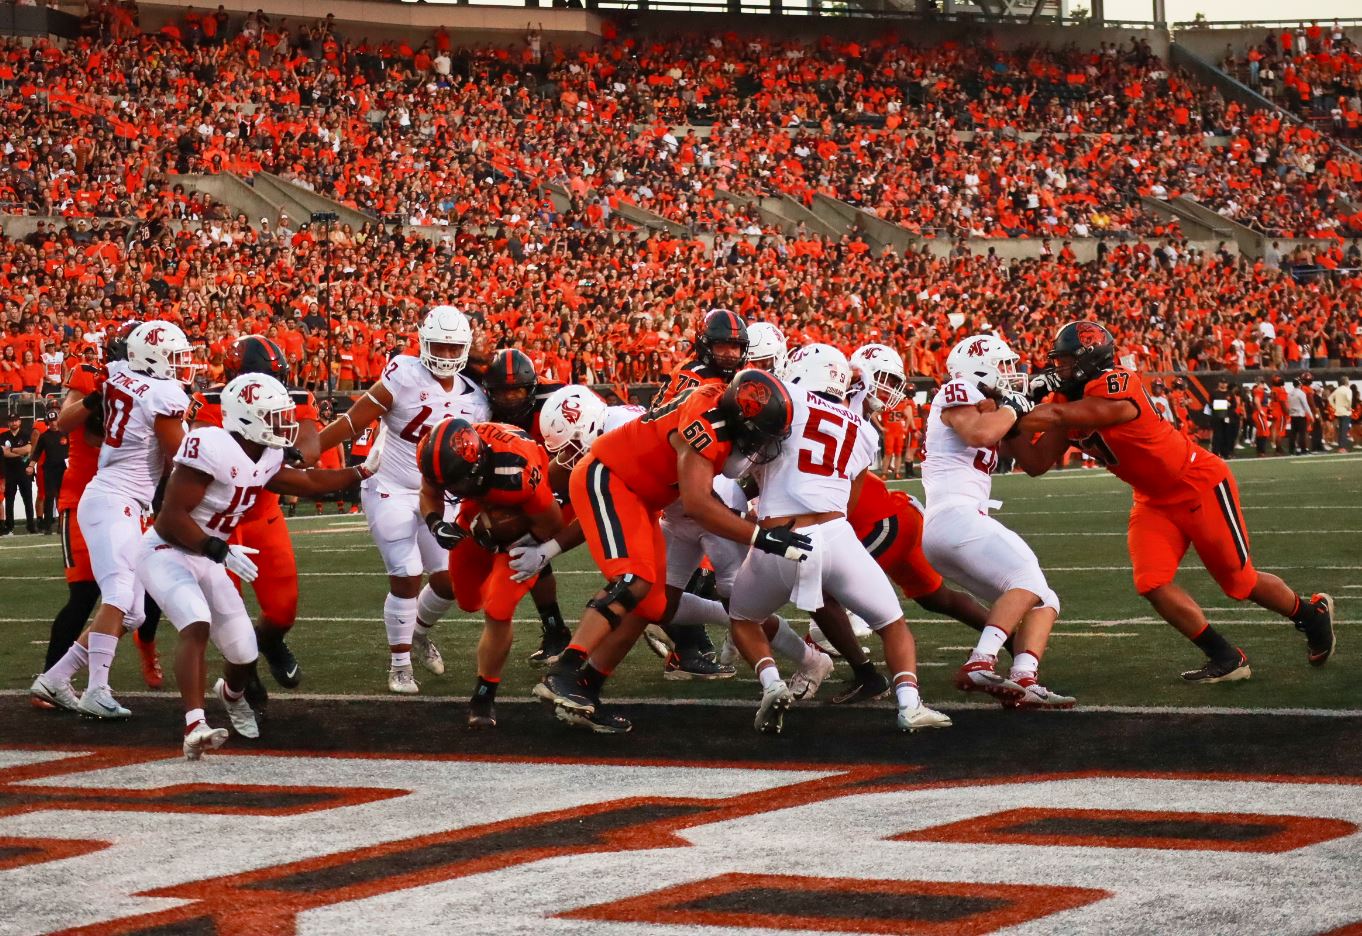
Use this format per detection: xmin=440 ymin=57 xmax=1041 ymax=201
xmin=1028 ymin=370 xmax=1062 ymax=401
xmin=362 ymin=432 xmax=383 ymax=475
xmin=508 ymin=538 xmax=562 ymax=583
xmin=225 ymin=545 xmax=260 ymax=583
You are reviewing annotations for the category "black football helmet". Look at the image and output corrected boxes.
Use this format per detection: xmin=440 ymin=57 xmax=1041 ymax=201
xmin=1048 ymin=321 xmax=1116 ymax=398
xmin=696 ymin=308 xmax=749 ymax=380
xmin=483 ymin=348 xmax=538 ymax=424
xmin=106 ymin=320 xmax=139 ymax=363
xmin=225 ymin=335 xmax=289 ymax=383
xmin=417 ymin=417 xmax=491 ymax=498
xmin=717 ymin=369 xmax=794 ymax=465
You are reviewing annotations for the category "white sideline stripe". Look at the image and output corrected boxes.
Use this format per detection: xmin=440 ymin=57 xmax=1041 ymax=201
xmin=0 ymin=616 xmax=1332 ymax=628
xmin=0 ymin=688 xmax=1357 ymax=718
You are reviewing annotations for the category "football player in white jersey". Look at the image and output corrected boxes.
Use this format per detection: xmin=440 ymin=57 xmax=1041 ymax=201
xmin=746 ymin=322 xmax=788 ymax=374
xmin=317 ymin=307 xmax=490 ymax=693
xmin=920 ymin=334 xmax=1074 ymax=709
xmin=727 ymin=344 xmax=953 ymax=735
xmin=144 ymin=374 xmax=376 ymax=758
xmin=30 ymin=321 xmax=194 ymax=720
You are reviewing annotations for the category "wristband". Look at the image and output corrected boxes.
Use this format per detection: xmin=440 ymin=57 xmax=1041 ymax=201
xmin=424 ymin=511 xmax=443 ymax=532
xmin=354 ymin=464 xmax=372 ymax=481
xmin=201 ymin=536 xmax=228 ymax=563
xmin=749 ymin=524 xmax=761 ymax=546
xmin=539 ymin=539 xmax=564 ymax=561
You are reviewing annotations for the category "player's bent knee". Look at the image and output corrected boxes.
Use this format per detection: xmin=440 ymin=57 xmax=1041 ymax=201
xmin=215 ymin=621 xmax=259 ymax=666
xmin=586 ymin=574 xmax=649 ymax=628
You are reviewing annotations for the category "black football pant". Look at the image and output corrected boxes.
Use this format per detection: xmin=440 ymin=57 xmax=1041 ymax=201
xmin=1289 ymin=417 xmax=1308 ymax=454
xmin=2 ymin=472 xmax=33 ymax=531
xmin=41 ymin=468 xmax=63 ymax=530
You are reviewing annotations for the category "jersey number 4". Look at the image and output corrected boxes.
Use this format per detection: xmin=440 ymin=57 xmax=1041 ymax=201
xmin=398 ymin=405 xmax=434 ymax=444
xmin=799 ymin=410 xmax=859 ymax=478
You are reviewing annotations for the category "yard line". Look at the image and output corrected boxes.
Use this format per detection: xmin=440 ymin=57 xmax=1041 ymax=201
xmin=0 ymin=688 xmax=1355 ymax=718
xmin=0 ymin=541 xmax=62 ymax=551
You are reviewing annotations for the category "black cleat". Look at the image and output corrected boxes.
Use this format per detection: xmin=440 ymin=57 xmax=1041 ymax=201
xmin=1296 ymin=593 xmax=1336 ymax=667
xmin=528 ymin=624 xmax=572 ymax=668
xmin=243 ymin=669 xmax=269 ymax=716
xmin=259 ymin=631 xmax=302 ymax=688
xmin=663 ymin=649 xmax=736 ymax=681
xmin=555 ymin=701 xmax=632 ymax=734
xmin=533 ymin=671 xmax=596 ymax=714
xmin=830 ymin=669 xmax=891 ymax=704
xmin=1181 ymin=648 xmax=1252 ymax=683
xmin=468 ymin=696 xmax=497 ymax=729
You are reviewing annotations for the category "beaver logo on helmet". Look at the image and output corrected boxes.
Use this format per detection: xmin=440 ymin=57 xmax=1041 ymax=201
xmin=734 ymin=379 xmax=772 ymax=418
xmin=453 ymin=425 xmax=482 ymax=464
xmin=1076 ymin=322 xmax=1109 ymax=348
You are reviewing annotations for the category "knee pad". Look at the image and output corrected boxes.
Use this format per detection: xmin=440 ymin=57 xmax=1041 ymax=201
xmin=586 ymin=574 xmax=644 ymax=628
xmin=215 ymin=621 xmax=258 ymax=666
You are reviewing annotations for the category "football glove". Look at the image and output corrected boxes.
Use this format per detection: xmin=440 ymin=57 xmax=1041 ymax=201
xmin=424 ymin=512 xmax=464 ymax=550
xmin=751 ymin=523 xmax=814 ymax=563
xmin=224 ymin=545 xmax=261 ymax=583
xmin=508 ymin=538 xmax=563 ymax=583
xmin=1028 ymin=370 xmax=1063 ymax=402
xmin=999 ymin=391 xmax=1034 ymax=419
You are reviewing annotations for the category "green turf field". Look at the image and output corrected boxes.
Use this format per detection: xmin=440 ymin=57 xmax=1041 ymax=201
xmin=2 ymin=454 xmax=1357 ymax=710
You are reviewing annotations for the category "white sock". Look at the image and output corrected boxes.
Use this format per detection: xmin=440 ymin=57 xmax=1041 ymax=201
xmin=383 ymin=592 xmax=418 ymax=653
xmin=768 ymin=616 xmax=812 ymax=666
xmin=86 ymin=632 xmax=120 ymax=691
xmin=893 ymin=674 xmax=921 ymax=709
xmin=416 ymin=584 xmax=454 ymax=632
xmin=971 ymin=625 xmax=1009 ymax=661
xmin=1010 ymin=651 xmax=1039 ymax=681
xmin=185 ymin=708 xmax=205 ymax=728
xmin=671 ymin=592 xmax=730 ymax=628
xmin=47 ymin=643 xmax=88 ymax=684
xmin=390 ymin=651 xmax=412 ymax=669
xmin=756 ymin=659 xmax=782 ymax=690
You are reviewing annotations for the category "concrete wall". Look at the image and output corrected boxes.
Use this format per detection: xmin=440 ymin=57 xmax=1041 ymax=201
xmin=906 ymin=236 xmax=1233 ymax=260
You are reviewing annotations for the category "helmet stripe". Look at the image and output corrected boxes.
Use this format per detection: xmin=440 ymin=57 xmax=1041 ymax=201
xmin=429 ymin=419 xmax=449 ymax=485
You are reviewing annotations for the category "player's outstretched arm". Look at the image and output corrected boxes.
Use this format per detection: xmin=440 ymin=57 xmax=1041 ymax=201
xmin=941 ymin=402 xmax=1019 ymax=448
xmin=266 ymin=464 xmax=370 ymax=498
xmin=1017 ymin=397 xmax=1137 ymax=434
xmin=293 ymin=419 xmax=321 ymax=467
xmin=1005 ymin=428 xmax=1070 ymax=477
xmin=317 ymin=380 xmax=393 ymax=451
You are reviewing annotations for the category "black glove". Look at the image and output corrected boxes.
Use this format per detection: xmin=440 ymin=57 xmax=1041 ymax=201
xmin=752 ymin=523 xmax=814 ymax=562
xmin=283 ymin=446 xmax=305 ymax=466
xmin=81 ymin=390 xmax=103 ymax=412
xmin=1027 ymin=370 xmax=1062 ymax=402
xmin=425 ymin=511 xmax=463 ymax=550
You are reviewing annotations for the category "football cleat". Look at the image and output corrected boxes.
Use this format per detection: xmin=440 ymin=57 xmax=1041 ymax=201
xmin=1181 ymin=649 xmax=1252 ymax=684
xmin=387 ymin=665 xmax=420 ymax=695
xmin=133 ymin=631 xmax=163 ymax=689
xmin=76 ymin=686 xmax=131 ymax=720
xmin=243 ymin=669 xmax=270 ymax=716
xmin=663 ymin=649 xmax=736 ymax=680
xmin=954 ymin=657 xmax=1025 ymax=703
xmin=30 ymin=673 xmax=80 ymax=712
xmin=897 ymin=703 xmax=953 ymax=732
xmin=642 ymin=624 xmax=673 ymax=660
xmin=260 ymin=633 xmax=303 ymax=687
xmin=183 ymin=720 xmax=230 ymax=761
xmin=790 ymin=651 xmax=834 ymax=701
xmin=1296 ymin=593 xmax=1335 ymax=666
xmin=468 ymin=697 xmax=497 ymax=729
xmin=411 ymin=629 xmax=445 ymax=676
xmin=527 ymin=623 xmax=571 ymax=667
xmin=755 ymin=681 xmax=793 ymax=735
xmin=213 ymin=678 xmax=260 ymax=739
xmin=555 ymin=702 xmax=632 ymax=734
xmin=533 ymin=672 xmax=595 ymax=714
xmin=1005 ymin=677 xmax=1077 ymax=710
xmin=830 ymin=669 xmax=892 ymax=705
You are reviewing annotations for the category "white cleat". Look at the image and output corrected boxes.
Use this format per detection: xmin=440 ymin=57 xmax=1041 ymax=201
xmin=1006 ymin=678 xmax=1077 ymax=710
xmin=388 ymin=665 xmax=419 ymax=695
xmin=717 ymin=635 xmax=742 ymax=667
xmin=754 ymin=681 xmax=793 ymax=735
xmin=30 ymin=674 xmax=80 ymax=712
xmin=76 ymin=685 xmax=131 ymax=720
xmin=642 ymin=624 xmax=673 ymax=659
xmin=183 ymin=720 xmax=230 ymax=760
xmin=412 ymin=630 xmax=445 ymax=675
xmin=213 ymin=678 xmax=260 ymax=739
xmin=897 ymin=703 xmax=953 ymax=732
xmin=790 ymin=650 xmax=834 ymax=701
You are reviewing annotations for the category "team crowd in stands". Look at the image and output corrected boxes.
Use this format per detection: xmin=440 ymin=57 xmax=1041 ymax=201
xmin=1222 ymin=22 xmax=1362 ymax=141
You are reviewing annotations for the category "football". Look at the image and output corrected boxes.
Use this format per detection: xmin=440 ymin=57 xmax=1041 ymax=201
xmin=470 ymin=506 xmax=532 ymax=546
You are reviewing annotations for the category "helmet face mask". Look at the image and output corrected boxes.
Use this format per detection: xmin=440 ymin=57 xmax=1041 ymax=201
xmin=419 ymin=306 xmax=473 ymax=379
xmin=484 ymin=349 xmax=538 ymax=423
xmin=1047 ymin=321 xmax=1116 ymax=397
xmin=850 ymin=343 xmax=908 ymax=411
xmin=696 ymin=308 xmax=749 ymax=380
xmin=222 ymin=373 xmax=297 ymax=449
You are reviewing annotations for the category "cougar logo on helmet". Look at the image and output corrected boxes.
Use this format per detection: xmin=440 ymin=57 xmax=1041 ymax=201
xmin=967 ymin=338 xmax=989 ymax=357
xmin=734 ymin=379 xmax=772 ymax=418
xmin=143 ymin=327 xmax=164 ymax=346
xmin=1076 ymin=323 xmax=1108 ymax=348
xmin=561 ymin=398 xmax=582 ymax=424
xmin=860 ymin=346 xmax=882 ymax=359
xmin=238 ymin=382 xmax=262 ymax=404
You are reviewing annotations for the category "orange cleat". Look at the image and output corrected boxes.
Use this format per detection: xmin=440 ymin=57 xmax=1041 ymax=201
xmin=134 ymin=631 xmax=163 ymax=689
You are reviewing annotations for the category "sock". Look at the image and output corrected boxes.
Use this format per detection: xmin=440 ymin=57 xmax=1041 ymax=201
xmin=769 ymin=616 xmax=812 ymax=666
xmin=1009 ymin=651 xmax=1039 ymax=681
xmin=86 ymin=632 xmax=120 ymax=691
xmin=536 ymin=600 xmax=568 ymax=634
xmin=416 ymin=584 xmax=454 ymax=631
xmin=1190 ymin=623 xmax=1236 ymax=661
xmin=893 ymin=673 xmax=921 ymax=709
xmin=670 ymin=592 xmax=729 ymax=628
xmin=971 ymin=625 xmax=1009 ymax=661
xmin=580 ymin=662 xmax=610 ymax=694
xmin=755 ymin=659 xmax=782 ymax=690
xmin=46 ymin=642 xmax=89 ymax=684
xmin=1288 ymin=595 xmax=1316 ymax=626
xmin=221 ymin=681 xmax=245 ymax=702
xmin=185 ymin=707 xmax=205 ymax=728
xmin=850 ymin=659 xmax=879 ymax=681
xmin=383 ymin=592 xmax=418 ymax=655
xmin=390 ymin=651 xmax=412 ymax=669
xmin=473 ymin=675 xmax=499 ymax=701
xmin=550 ymin=645 xmax=589 ymax=676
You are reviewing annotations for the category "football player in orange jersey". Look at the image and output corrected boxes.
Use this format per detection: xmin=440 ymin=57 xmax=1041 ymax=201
xmin=417 ymin=417 xmax=563 ymax=729
xmin=534 ymin=371 xmax=813 ymax=733
xmin=185 ymin=335 xmax=321 ymax=712
xmin=1010 ymin=322 xmax=1335 ymax=684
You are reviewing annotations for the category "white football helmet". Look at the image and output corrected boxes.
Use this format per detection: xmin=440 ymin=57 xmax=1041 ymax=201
xmin=782 ymin=343 xmax=850 ymax=399
xmin=418 ymin=305 xmax=472 ymax=378
xmin=221 ymin=373 xmax=298 ymax=449
xmin=126 ymin=321 xmax=196 ymax=383
xmin=539 ymin=385 xmax=609 ymax=468
xmin=746 ymin=322 xmax=788 ymax=374
xmin=946 ymin=333 xmax=1024 ymax=393
xmin=850 ymin=343 xmax=908 ymax=411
